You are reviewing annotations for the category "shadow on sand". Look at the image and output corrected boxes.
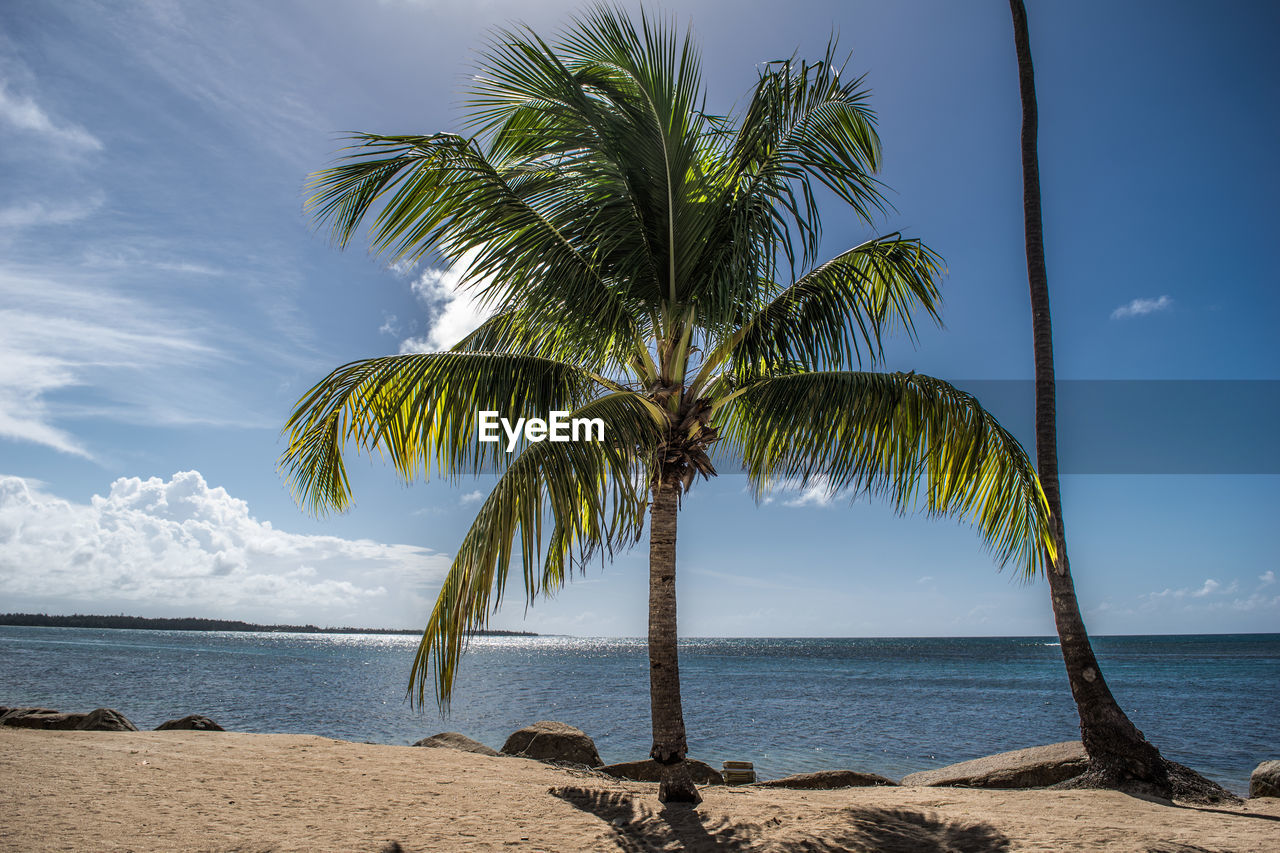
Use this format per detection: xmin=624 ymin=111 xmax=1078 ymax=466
xmin=548 ymin=786 xmax=1012 ymax=852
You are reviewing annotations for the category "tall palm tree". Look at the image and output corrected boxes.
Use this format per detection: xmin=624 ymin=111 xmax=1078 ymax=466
xmin=283 ymin=7 xmax=1054 ymax=804
xmin=1007 ymin=0 xmax=1170 ymax=798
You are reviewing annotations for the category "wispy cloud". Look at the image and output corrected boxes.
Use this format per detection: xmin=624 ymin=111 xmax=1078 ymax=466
xmin=1111 ymin=295 xmax=1172 ymax=320
xmin=0 ymin=263 xmax=241 ymax=456
xmin=0 ymin=80 xmax=102 ymax=154
xmin=460 ymin=490 xmax=484 ymax=505
xmin=689 ymin=566 xmax=808 ymax=593
xmin=85 ymin=3 xmax=329 ymax=166
xmin=0 ymin=471 xmax=449 ymax=625
xmin=1258 ymin=570 xmax=1274 ymax=587
xmin=0 ymin=195 xmax=105 ymax=229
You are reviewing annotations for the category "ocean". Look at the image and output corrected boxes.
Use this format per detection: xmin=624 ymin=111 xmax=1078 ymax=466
xmin=1 ymin=628 xmax=1274 ymax=794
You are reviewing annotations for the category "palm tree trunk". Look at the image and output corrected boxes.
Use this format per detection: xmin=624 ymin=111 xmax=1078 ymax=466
xmin=647 ymin=475 xmax=701 ymax=804
xmin=1009 ymin=0 xmax=1170 ymax=799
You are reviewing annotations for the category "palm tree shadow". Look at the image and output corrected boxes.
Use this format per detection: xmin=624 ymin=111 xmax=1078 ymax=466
xmin=550 ymin=786 xmax=1011 ymax=852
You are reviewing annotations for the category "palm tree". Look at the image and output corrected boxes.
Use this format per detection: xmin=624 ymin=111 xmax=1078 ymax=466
xmin=1006 ymin=0 xmax=1171 ymax=798
xmin=283 ymin=7 xmax=1054 ymax=805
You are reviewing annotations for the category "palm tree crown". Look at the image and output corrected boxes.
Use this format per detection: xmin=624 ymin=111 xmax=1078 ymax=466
xmin=282 ymin=6 xmax=1054 ymax=721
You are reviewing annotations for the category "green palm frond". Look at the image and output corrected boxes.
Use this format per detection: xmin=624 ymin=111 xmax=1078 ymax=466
xmin=729 ymin=234 xmax=945 ymax=375
xmin=408 ymin=391 xmax=665 ymax=707
xmin=280 ymin=352 xmax=611 ymax=515
xmin=716 ymin=371 xmax=1054 ymax=577
xmin=306 ymin=132 xmax=642 ymax=354
xmin=721 ymin=42 xmax=886 ymax=275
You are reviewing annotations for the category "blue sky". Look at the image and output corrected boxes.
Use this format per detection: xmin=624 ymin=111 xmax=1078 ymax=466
xmin=1 ymin=0 xmax=1276 ymax=636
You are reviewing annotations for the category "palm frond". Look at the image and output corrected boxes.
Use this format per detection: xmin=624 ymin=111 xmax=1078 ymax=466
xmin=408 ymin=391 xmax=665 ymax=707
xmin=716 ymin=371 xmax=1054 ymax=576
xmin=708 ymin=41 xmax=886 ymax=287
xmin=305 ymin=132 xmax=643 ymax=354
xmin=280 ymin=352 xmax=609 ymax=515
xmin=729 ymin=234 xmax=945 ymax=375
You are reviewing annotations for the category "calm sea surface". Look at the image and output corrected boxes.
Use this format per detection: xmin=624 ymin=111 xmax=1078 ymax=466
xmin=1 ymin=628 xmax=1275 ymax=794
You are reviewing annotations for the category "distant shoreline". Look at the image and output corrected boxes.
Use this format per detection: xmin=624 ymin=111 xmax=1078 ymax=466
xmin=0 ymin=613 xmax=537 ymax=637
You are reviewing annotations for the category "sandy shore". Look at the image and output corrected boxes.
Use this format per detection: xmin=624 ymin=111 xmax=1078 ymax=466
xmin=2 ymin=728 xmax=1276 ymax=852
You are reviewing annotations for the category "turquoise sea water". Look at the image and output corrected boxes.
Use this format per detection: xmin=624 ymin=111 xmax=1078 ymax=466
xmin=1 ymin=628 xmax=1275 ymax=794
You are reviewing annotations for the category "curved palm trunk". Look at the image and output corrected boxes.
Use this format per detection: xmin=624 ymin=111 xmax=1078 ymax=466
xmin=1009 ymin=0 xmax=1170 ymax=799
xmin=647 ymin=475 xmax=701 ymax=804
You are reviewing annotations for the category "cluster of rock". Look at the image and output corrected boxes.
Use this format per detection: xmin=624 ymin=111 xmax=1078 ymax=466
xmin=410 ymin=721 xmax=877 ymax=789
xmin=7 ymin=705 xmax=1273 ymax=800
xmin=0 ymin=706 xmax=224 ymax=732
xmin=411 ymin=723 xmax=1279 ymax=800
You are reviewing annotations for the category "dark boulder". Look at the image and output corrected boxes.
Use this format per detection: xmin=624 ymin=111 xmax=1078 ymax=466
xmin=1250 ymin=760 xmax=1280 ymax=798
xmin=500 ymin=721 xmax=602 ymax=767
xmin=156 ymin=714 xmax=225 ymax=732
xmin=412 ymin=732 xmax=499 ymax=756
xmin=597 ymin=758 xmax=723 ymax=785
xmin=1 ymin=708 xmax=87 ymax=730
xmin=901 ymin=741 xmax=1087 ymax=789
xmin=753 ymin=770 xmax=897 ymax=789
xmin=74 ymin=708 xmax=138 ymax=732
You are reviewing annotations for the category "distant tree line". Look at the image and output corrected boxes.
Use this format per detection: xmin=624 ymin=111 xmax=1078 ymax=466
xmin=0 ymin=613 xmax=537 ymax=637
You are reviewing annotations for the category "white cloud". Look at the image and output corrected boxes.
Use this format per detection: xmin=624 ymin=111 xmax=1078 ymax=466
xmin=0 ymin=195 xmax=105 ymax=228
xmin=460 ymin=490 xmax=484 ymax=505
xmin=0 ymin=254 xmax=314 ymax=457
xmin=0 ymin=80 xmax=103 ymax=153
xmin=1146 ymin=577 xmax=1236 ymax=601
xmin=779 ymin=476 xmax=846 ymax=508
xmin=0 ymin=471 xmax=450 ymax=625
xmin=0 ymin=265 xmax=230 ymax=456
xmin=1111 ymin=295 xmax=1172 ymax=320
xmin=1230 ymin=593 xmax=1280 ymax=612
xmin=1192 ymin=578 xmax=1220 ymax=597
xmin=1259 ymin=570 xmax=1274 ymax=586
xmin=402 ymin=249 xmax=495 ymax=352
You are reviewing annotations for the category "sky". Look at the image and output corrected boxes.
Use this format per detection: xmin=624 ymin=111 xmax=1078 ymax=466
xmin=1 ymin=0 xmax=1276 ymax=637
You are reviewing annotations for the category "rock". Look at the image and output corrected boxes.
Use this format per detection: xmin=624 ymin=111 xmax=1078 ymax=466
xmin=1250 ymin=760 xmax=1280 ymax=798
xmin=412 ymin=732 xmax=499 ymax=756
xmin=0 ymin=708 xmax=87 ymax=730
xmin=901 ymin=741 xmax=1087 ymax=789
xmin=500 ymin=721 xmax=602 ymax=767
xmin=753 ymin=770 xmax=897 ymax=789
xmin=155 ymin=715 xmax=225 ymax=732
xmin=597 ymin=759 xmax=724 ymax=785
xmin=74 ymin=708 xmax=138 ymax=732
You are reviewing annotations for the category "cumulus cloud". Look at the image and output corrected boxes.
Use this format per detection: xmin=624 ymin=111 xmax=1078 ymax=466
xmin=0 ymin=471 xmax=450 ymax=625
xmin=0 ymin=80 xmax=103 ymax=153
xmin=460 ymin=490 xmax=484 ymax=505
xmin=1111 ymin=295 xmax=1172 ymax=320
xmin=1259 ymin=570 xmax=1274 ymax=586
xmin=400 ymin=249 xmax=494 ymax=353
xmin=779 ymin=476 xmax=846 ymax=508
xmin=1146 ymin=577 xmax=1237 ymax=601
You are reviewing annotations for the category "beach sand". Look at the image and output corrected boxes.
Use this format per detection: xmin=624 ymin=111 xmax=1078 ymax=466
xmin=2 ymin=728 xmax=1276 ymax=852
